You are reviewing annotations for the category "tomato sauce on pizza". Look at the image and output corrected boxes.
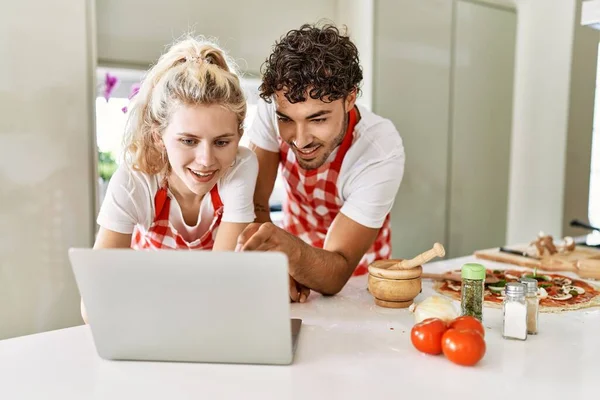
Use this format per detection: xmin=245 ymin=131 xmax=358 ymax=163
xmin=435 ymin=269 xmax=600 ymax=312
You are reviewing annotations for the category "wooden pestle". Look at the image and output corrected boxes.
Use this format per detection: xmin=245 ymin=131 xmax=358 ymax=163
xmin=388 ymin=243 xmax=446 ymax=270
xmin=422 ymin=272 xmax=500 ymax=284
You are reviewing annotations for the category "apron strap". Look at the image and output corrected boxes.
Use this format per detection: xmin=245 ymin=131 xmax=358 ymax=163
xmin=153 ymin=181 xmax=222 ymax=223
xmin=331 ymin=106 xmax=358 ymax=169
xmin=153 ymin=187 xmax=170 ymax=222
xmin=210 ymin=185 xmax=223 ymax=213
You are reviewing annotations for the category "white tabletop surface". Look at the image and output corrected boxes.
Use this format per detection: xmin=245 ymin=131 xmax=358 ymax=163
xmin=1 ymin=255 xmax=599 ymax=399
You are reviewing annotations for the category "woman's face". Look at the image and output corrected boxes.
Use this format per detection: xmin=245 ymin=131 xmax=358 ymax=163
xmin=162 ymin=103 xmax=240 ymax=197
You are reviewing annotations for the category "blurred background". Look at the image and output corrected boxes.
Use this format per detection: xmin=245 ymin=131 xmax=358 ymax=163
xmin=1 ymin=0 xmax=600 ymax=339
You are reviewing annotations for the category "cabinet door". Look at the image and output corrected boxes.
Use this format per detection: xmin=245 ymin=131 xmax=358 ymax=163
xmin=448 ymin=1 xmax=516 ymax=256
xmin=374 ymin=0 xmax=454 ymax=258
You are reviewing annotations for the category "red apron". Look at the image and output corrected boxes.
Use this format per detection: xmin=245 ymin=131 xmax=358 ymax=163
xmin=131 ymin=184 xmax=223 ymax=250
xmin=279 ymin=107 xmax=392 ymax=275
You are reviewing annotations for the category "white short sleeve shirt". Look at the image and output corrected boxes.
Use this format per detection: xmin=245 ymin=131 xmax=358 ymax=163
xmin=97 ymin=146 xmax=258 ymax=241
xmin=247 ymin=99 xmax=405 ymax=229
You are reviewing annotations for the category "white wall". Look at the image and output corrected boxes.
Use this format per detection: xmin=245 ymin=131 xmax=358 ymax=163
xmin=335 ymin=0 xmax=375 ymax=110
xmin=96 ymin=0 xmax=376 ymax=105
xmin=0 ymin=1 xmax=96 ymax=339
xmin=506 ymin=0 xmax=598 ymax=243
xmin=96 ymin=0 xmax=338 ymax=75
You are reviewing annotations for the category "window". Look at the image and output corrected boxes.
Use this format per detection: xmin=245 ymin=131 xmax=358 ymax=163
xmin=587 ymin=43 xmax=600 ymax=243
xmin=591 ymin=89 xmax=599 ymax=228
xmin=95 ymin=67 xmax=263 ymax=165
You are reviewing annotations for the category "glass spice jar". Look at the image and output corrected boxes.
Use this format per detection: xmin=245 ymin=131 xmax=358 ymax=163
xmin=503 ymin=282 xmax=528 ymax=341
xmin=519 ymin=277 xmax=539 ymax=335
xmin=460 ymin=263 xmax=486 ymax=322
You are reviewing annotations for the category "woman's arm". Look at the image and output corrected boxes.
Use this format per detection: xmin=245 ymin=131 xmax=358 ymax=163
xmin=212 ymin=222 xmax=249 ymax=251
xmin=93 ymin=227 xmax=132 ymax=249
xmin=214 ymin=147 xmax=258 ymax=249
xmin=81 ymin=228 xmax=133 ymax=324
xmin=83 ymin=164 xmax=150 ymax=323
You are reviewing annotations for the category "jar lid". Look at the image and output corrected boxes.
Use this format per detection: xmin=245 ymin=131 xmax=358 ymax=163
xmin=505 ymin=282 xmax=526 ymax=295
xmin=461 ymin=263 xmax=486 ymax=280
xmin=519 ymin=277 xmax=538 ymax=293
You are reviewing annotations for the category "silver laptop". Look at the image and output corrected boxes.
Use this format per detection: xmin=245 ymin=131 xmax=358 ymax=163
xmin=68 ymin=248 xmax=302 ymax=365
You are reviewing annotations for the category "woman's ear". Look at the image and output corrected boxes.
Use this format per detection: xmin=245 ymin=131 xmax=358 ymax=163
xmin=152 ymin=131 xmax=164 ymax=148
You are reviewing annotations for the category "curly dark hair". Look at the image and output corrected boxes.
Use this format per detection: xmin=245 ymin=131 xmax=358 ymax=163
xmin=259 ymin=23 xmax=363 ymax=104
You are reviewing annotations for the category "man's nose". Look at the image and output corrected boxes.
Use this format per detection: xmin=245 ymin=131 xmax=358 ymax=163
xmin=293 ymin=124 xmax=312 ymax=148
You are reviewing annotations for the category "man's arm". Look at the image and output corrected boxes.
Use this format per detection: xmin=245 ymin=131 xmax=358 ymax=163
xmin=249 ymin=141 xmax=279 ymax=223
xmin=247 ymin=142 xmax=310 ymax=302
xmin=296 ymin=212 xmax=379 ymax=293
xmin=237 ymin=212 xmax=379 ymax=295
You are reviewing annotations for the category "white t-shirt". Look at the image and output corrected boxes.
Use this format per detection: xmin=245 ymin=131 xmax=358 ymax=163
xmin=97 ymin=146 xmax=258 ymax=242
xmin=247 ymin=99 xmax=405 ymax=229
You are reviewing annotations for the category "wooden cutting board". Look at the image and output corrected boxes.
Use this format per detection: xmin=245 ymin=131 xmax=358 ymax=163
xmin=474 ymin=245 xmax=600 ymax=272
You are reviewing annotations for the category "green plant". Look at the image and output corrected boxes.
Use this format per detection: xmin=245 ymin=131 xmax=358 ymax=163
xmin=98 ymin=151 xmax=118 ymax=181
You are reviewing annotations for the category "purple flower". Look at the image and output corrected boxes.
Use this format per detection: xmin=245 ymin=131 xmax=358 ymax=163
xmin=128 ymin=83 xmax=140 ymax=99
xmin=103 ymin=73 xmax=118 ymax=102
xmin=121 ymin=83 xmax=141 ymax=113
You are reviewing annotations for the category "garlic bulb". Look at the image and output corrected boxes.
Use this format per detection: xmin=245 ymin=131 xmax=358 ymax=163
xmin=409 ymin=296 xmax=459 ymax=323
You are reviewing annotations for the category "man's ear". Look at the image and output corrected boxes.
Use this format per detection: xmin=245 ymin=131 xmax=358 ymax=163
xmin=344 ymin=89 xmax=357 ymax=110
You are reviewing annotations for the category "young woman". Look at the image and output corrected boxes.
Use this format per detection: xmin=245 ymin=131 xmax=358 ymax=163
xmin=95 ymin=37 xmax=258 ymax=252
xmin=81 ymin=37 xmax=261 ymax=322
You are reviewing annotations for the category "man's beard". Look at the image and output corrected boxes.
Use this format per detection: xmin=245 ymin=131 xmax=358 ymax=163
xmin=294 ymin=109 xmax=349 ymax=170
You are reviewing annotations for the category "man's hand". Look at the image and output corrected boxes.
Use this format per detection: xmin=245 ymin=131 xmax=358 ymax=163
xmin=236 ymin=222 xmax=304 ymax=266
xmin=237 ymin=223 xmax=311 ymax=298
xmin=289 ymin=275 xmax=310 ymax=303
xmin=237 ymin=214 xmax=380 ymax=296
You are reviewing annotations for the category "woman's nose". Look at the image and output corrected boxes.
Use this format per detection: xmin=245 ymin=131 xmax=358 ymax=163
xmin=196 ymin=142 xmax=216 ymax=167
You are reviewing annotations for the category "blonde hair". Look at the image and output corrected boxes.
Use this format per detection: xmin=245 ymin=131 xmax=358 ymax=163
xmin=123 ymin=36 xmax=246 ymax=175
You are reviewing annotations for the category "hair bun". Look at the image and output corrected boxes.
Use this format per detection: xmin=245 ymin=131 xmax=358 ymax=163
xmin=199 ymin=46 xmax=229 ymax=72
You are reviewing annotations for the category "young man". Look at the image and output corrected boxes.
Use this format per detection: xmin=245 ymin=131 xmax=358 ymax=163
xmin=237 ymin=24 xmax=405 ymax=300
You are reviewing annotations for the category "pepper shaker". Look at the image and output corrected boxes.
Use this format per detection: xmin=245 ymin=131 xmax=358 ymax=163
xmin=519 ymin=277 xmax=539 ymax=335
xmin=460 ymin=263 xmax=485 ymax=322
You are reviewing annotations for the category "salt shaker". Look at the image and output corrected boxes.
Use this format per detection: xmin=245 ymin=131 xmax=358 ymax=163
xmin=503 ymin=282 xmax=527 ymax=340
xmin=460 ymin=263 xmax=485 ymax=322
xmin=519 ymin=277 xmax=539 ymax=335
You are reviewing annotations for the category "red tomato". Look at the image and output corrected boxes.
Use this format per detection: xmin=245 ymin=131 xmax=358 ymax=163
xmin=442 ymin=328 xmax=486 ymax=366
xmin=448 ymin=316 xmax=485 ymax=337
xmin=410 ymin=318 xmax=448 ymax=355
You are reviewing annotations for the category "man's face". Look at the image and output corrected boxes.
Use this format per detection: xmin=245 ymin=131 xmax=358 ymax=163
xmin=274 ymin=90 xmax=356 ymax=170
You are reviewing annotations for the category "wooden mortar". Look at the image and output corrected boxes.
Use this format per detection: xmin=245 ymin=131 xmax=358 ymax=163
xmin=367 ymin=260 xmax=422 ymax=308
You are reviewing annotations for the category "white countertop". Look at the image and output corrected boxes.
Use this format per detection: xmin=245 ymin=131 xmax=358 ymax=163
xmin=1 ymin=255 xmax=599 ymax=399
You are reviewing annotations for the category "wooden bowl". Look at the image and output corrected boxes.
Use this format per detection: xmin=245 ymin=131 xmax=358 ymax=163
xmin=367 ymin=259 xmax=422 ymax=308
